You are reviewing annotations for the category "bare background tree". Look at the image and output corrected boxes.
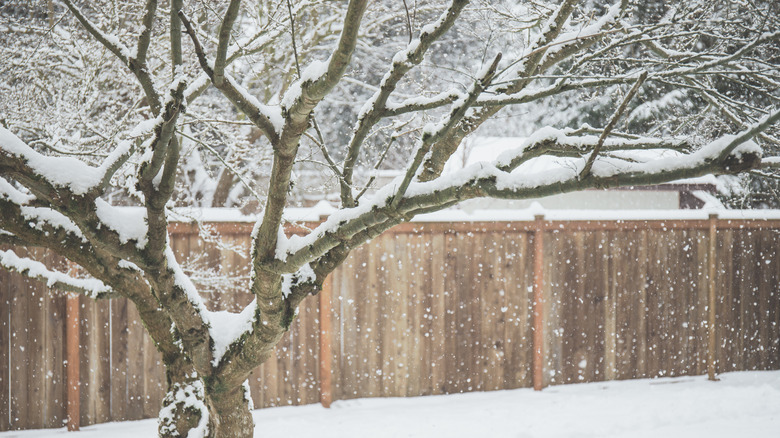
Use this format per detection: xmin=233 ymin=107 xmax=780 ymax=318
xmin=1 ymin=0 xmax=779 ymax=436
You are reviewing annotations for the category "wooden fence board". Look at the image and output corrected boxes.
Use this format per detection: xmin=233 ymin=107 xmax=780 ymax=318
xmin=110 ymin=298 xmax=128 ymax=421
xmin=26 ymin=262 xmax=45 ymax=430
xmin=125 ymin=301 xmax=145 ymax=420
xmin=9 ymin=264 xmax=28 ymax=430
xmin=0 ymin=259 xmax=10 ymax=431
xmin=428 ymin=233 xmax=446 ymax=395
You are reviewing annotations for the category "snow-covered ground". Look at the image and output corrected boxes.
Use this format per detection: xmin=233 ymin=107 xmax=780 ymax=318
xmin=2 ymin=371 xmax=778 ymax=438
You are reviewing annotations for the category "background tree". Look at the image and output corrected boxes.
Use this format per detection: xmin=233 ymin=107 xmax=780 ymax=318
xmin=1 ymin=0 xmax=779 ymax=436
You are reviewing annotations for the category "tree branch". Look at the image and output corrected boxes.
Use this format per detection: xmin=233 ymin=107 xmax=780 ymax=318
xmin=251 ymin=0 xmax=369 ymax=266
xmin=419 ymin=0 xmax=581 ymax=182
xmin=391 ymin=53 xmax=502 ymax=208
xmin=0 ymin=249 xmax=117 ymax=299
xmin=580 ymin=70 xmax=648 ymax=178
xmin=273 ymin=126 xmax=765 ymax=275
xmin=214 ymin=0 xmax=242 ymax=87
xmin=341 ymin=0 xmax=469 ymax=207
xmin=60 ymin=0 xmax=162 ymax=113
xmin=170 ymin=0 xmax=183 ymax=74
xmin=179 ymin=10 xmax=281 ymax=143
xmin=134 ymin=0 xmax=158 ymax=65
xmin=139 ymin=79 xmax=188 ymax=184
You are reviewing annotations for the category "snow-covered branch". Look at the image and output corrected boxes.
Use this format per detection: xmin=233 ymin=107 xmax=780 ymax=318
xmin=178 ymin=10 xmax=282 ymax=143
xmin=273 ymin=125 xmax=765 ymax=275
xmin=0 ymin=249 xmax=115 ymax=299
xmin=341 ymin=0 xmax=469 ymax=206
xmin=60 ymin=0 xmax=162 ymax=113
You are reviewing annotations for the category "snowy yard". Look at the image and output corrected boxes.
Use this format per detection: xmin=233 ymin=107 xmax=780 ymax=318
xmin=2 ymin=370 xmax=778 ymax=438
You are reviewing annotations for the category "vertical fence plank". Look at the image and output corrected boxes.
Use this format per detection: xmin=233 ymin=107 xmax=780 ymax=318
xmin=707 ymin=215 xmax=718 ymax=380
xmin=125 ymin=302 xmax=145 ymax=420
xmin=9 ymin=269 xmax=29 ymax=430
xmin=417 ymin=231 xmax=435 ymax=396
xmin=0 ymin=261 xmax=9 ymax=431
xmin=429 ymin=232 xmax=446 ymax=395
xmin=604 ymin=231 xmax=617 ymax=381
xmin=44 ymin=257 xmax=66 ymax=428
xmin=26 ymin=264 xmax=45 ymax=429
xmin=410 ymin=232 xmax=425 ymax=396
xmin=111 ymin=298 xmax=129 ymax=421
xmin=319 ymin=274 xmax=333 ymax=407
xmin=65 ymin=293 xmax=79 ymax=430
xmin=532 ymin=217 xmax=545 ymax=391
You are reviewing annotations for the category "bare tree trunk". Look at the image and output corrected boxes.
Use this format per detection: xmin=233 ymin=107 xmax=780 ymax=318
xmin=207 ymin=386 xmax=255 ymax=437
xmin=211 ymin=168 xmax=235 ymax=207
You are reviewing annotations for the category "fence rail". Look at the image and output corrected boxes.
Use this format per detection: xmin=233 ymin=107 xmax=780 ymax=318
xmin=2 ymin=215 xmax=779 ymax=431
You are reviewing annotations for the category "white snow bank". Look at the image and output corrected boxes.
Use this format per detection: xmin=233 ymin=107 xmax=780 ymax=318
xmin=3 ymin=370 xmax=778 ymax=437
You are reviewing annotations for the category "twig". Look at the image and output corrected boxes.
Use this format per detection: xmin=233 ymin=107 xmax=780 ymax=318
xmin=354 ymin=135 xmax=399 ymax=203
xmin=286 ymin=0 xmax=302 ymax=77
xmin=580 ymin=70 xmax=648 ymax=178
xmin=402 ymin=0 xmax=413 ymax=43
xmin=178 ymin=11 xmax=214 ymax=78
xmin=176 ymin=129 xmax=265 ymax=204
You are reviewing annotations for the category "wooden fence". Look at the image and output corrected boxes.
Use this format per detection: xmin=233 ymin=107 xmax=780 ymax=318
xmin=1 ymin=214 xmax=780 ymax=431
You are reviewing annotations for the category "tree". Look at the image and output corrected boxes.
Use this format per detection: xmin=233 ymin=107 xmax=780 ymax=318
xmin=1 ymin=0 xmax=779 ymax=436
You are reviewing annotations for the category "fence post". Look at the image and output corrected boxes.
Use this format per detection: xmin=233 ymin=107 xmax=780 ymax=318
xmin=319 ymin=274 xmax=333 ymax=407
xmin=707 ymin=213 xmax=719 ymax=381
xmin=532 ymin=214 xmax=545 ymax=391
xmin=65 ymin=292 xmax=80 ymax=431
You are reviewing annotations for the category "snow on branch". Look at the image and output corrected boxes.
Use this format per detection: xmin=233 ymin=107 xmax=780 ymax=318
xmin=762 ymin=157 xmax=780 ymax=170
xmin=0 ymin=176 xmax=35 ymax=206
xmin=391 ymin=53 xmax=503 ymax=207
xmin=60 ymin=0 xmax=162 ymax=112
xmin=0 ymin=249 xmax=115 ymax=299
xmin=178 ymin=11 xmax=282 ymax=142
xmin=341 ymin=0 xmax=470 ymax=202
xmin=271 ymin=122 xmax=768 ymax=275
xmin=0 ymin=127 xmax=134 ymax=197
xmin=20 ymin=206 xmax=87 ymax=242
xmin=493 ymin=126 xmax=689 ymax=172
xmin=60 ymin=0 xmax=133 ymax=63
xmin=538 ymin=2 xmax=624 ymax=69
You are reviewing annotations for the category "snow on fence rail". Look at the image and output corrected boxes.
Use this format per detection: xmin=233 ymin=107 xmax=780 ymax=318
xmin=1 ymin=210 xmax=780 ymax=431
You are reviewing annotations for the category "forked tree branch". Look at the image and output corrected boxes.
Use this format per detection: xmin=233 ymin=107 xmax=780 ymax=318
xmin=60 ymin=0 xmax=162 ymax=114
xmin=252 ymin=0 xmax=369 ymax=265
xmin=179 ymin=10 xmax=280 ymax=143
xmin=341 ymin=0 xmax=469 ymax=207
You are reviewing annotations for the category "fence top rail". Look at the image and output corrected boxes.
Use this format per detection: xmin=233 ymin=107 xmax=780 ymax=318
xmin=171 ymin=206 xmax=780 ymax=223
xmin=165 ymin=207 xmax=780 ymax=235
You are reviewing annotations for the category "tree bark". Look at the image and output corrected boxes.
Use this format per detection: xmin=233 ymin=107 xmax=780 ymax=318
xmin=158 ymin=365 xmax=254 ymax=438
xmin=207 ymin=385 xmax=255 ymax=438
